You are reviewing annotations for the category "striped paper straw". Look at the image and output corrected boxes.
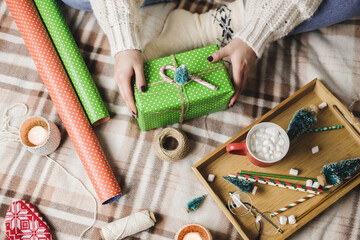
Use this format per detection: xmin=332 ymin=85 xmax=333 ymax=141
xmin=306 ymin=125 xmax=343 ymax=132
xmin=237 ymin=173 xmax=327 ymax=194
xmin=239 ymin=171 xmax=317 ymax=182
xmin=270 ymin=194 xmax=316 ymax=216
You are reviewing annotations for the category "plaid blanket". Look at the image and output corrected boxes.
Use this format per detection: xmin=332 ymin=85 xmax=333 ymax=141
xmin=0 ymin=0 xmax=359 ymax=239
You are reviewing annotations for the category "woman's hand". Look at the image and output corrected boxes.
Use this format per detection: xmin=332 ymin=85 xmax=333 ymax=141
xmin=207 ymin=38 xmax=257 ymax=107
xmin=114 ymin=50 xmax=146 ymax=118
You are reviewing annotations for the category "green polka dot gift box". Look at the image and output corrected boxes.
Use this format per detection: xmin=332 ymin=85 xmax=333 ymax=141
xmin=135 ymin=44 xmax=234 ymax=131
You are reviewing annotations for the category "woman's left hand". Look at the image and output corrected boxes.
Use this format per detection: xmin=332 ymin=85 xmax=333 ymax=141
xmin=207 ymin=38 xmax=257 ymax=107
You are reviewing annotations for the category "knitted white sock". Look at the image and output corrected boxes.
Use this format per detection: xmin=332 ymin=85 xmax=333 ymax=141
xmin=142 ymin=0 xmax=244 ymax=61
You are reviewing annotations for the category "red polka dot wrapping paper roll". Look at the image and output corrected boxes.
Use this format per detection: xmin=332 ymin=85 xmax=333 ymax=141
xmin=5 ymin=0 xmax=122 ymax=204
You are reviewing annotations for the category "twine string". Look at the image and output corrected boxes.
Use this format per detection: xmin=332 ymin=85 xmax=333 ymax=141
xmin=100 ymin=210 xmax=156 ymax=239
xmin=0 ymin=103 xmax=28 ymax=142
xmin=45 ymin=156 xmax=97 ymax=240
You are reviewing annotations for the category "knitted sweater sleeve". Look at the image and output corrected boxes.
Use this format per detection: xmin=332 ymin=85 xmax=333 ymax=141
xmin=89 ymin=0 xmax=144 ymax=57
xmin=234 ymin=0 xmax=322 ymax=58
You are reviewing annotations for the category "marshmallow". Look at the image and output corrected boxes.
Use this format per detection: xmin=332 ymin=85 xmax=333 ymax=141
xmin=289 ymin=168 xmax=299 ymax=176
xmin=207 ymin=174 xmax=215 ymax=182
xmin=263 ymin=139 xmax=270 ymax=146
xmin=262 ymin=146 xmax=269 ymax=154
xmin=266 ymin=128 xmax=278 ymax=137
xmin=288 ymin=215 xmax=296 ymax=224
xmin=278 ymin=138 xmax=285 ymax=146
xmin=252 ymin=186 xmax=258 ymax=195
xmin=318 ymin=102 xmax=327 ymax=110
xmin=269 ymin=143 xmax=275 ymax=151
xmin=306 ymin=179 xmax=313 ymax=187
xmin=255 ymin=146 xmax=262 ymax=153
xmin=262 ymin=133 xmax=270 ymax=139
xmin=270 ymin=135 xmax=279 ymax=143
xmin=312 ymin=181 xmax=320 ymax=189
xmin=279 ymin=215 xmax=287 ymax=225
xmin=250 ymin=145 xmax=256 ymax=152
xmin=312 ymin=146 xmax=319 ymax=154
xmin=275 ymin=152 xmax=282 ymax=158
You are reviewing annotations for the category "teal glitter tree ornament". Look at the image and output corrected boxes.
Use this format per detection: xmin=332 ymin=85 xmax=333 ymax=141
xmin=317 ymin=157 xmax=360 ymax=186
xmin=287 ymin=105 xmax=318 ymax=141
xmin=174 ymin=65 xmax=189 ymax=85
xmin=186 ymin=194 xmax=206 ymax=212
xmin=223 ymin=176 xmax=254 ymax=193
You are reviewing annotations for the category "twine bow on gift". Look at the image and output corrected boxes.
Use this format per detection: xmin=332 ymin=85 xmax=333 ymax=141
xmin=141 ymin=54 xmax=225 ymax=123
xmin=159 ymin=55 xmax=219 ymax=91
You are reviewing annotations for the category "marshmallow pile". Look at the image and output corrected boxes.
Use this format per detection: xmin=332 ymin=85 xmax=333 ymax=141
xmin=249 ymin=127 xmax=287 ymax=161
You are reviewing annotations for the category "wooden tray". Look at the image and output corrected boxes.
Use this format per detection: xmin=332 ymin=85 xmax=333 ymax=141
xmin=192 ymin=79 xmax=360 ymax=240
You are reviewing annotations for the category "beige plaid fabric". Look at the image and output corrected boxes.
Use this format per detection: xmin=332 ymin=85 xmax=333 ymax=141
xmin=0 ymin=0 xmax=359 ymax=239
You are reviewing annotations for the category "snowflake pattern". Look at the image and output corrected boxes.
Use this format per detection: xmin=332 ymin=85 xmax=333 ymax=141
xmin=212 ymin=4 xmax=234 ymax=47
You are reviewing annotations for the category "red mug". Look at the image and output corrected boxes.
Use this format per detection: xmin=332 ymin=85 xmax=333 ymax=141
xmin=226 ymin=122 xmax=290 ymax=167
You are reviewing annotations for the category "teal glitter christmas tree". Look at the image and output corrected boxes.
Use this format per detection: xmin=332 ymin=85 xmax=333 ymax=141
xmin=317 ymin=157 xmax=360 ymax=186
xmin=223 ymin=176 xmax=254 ymax=193
xmin=287 ymin=105 xmax=318 ymax=141
xmin=174 ymin=65 xmax=189 ymax=85
xmin=186 ymin=194 xmax=206 ymax=212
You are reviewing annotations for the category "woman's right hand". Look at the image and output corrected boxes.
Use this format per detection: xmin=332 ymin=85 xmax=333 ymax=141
xmin=114 ymin=50 xmax=146 ymax=118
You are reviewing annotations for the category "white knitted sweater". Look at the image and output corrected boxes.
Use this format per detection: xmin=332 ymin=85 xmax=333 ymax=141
xmin=89 ymin=0 xmax=321 ymax=57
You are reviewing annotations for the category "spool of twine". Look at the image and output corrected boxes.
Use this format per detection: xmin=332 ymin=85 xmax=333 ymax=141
xmin=153 ymin=127 xmax=189 ymax=162
xmin=100 ymin=210 xmax=156 ymax=240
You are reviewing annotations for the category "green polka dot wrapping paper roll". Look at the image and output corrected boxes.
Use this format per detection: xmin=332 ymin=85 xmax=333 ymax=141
xmin=34 ymin=0 xmax=110 ymax=125
xmin=135 ymin=44 xmax=235 ymax=131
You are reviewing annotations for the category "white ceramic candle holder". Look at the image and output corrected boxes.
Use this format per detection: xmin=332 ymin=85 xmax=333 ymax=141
xmin=19 ymin=116 xmax=61 ymax=156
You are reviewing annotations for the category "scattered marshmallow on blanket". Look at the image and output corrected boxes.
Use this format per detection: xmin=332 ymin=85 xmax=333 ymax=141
xmin=288 ymin=215 xmax=297 ymax=224
xmin=289 ymin=168 xmax=299 ymax=176
xmin=250 ymin=127 xmax=287 ymax=161
xmin=279 ymin=216 xmax=287 ymax=225
xmin=312 ymin=146 xmax=319 ymax=154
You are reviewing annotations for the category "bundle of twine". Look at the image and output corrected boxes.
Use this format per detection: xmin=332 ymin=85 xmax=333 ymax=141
xmin=153 ymin=127 xmax=189 ymax=162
